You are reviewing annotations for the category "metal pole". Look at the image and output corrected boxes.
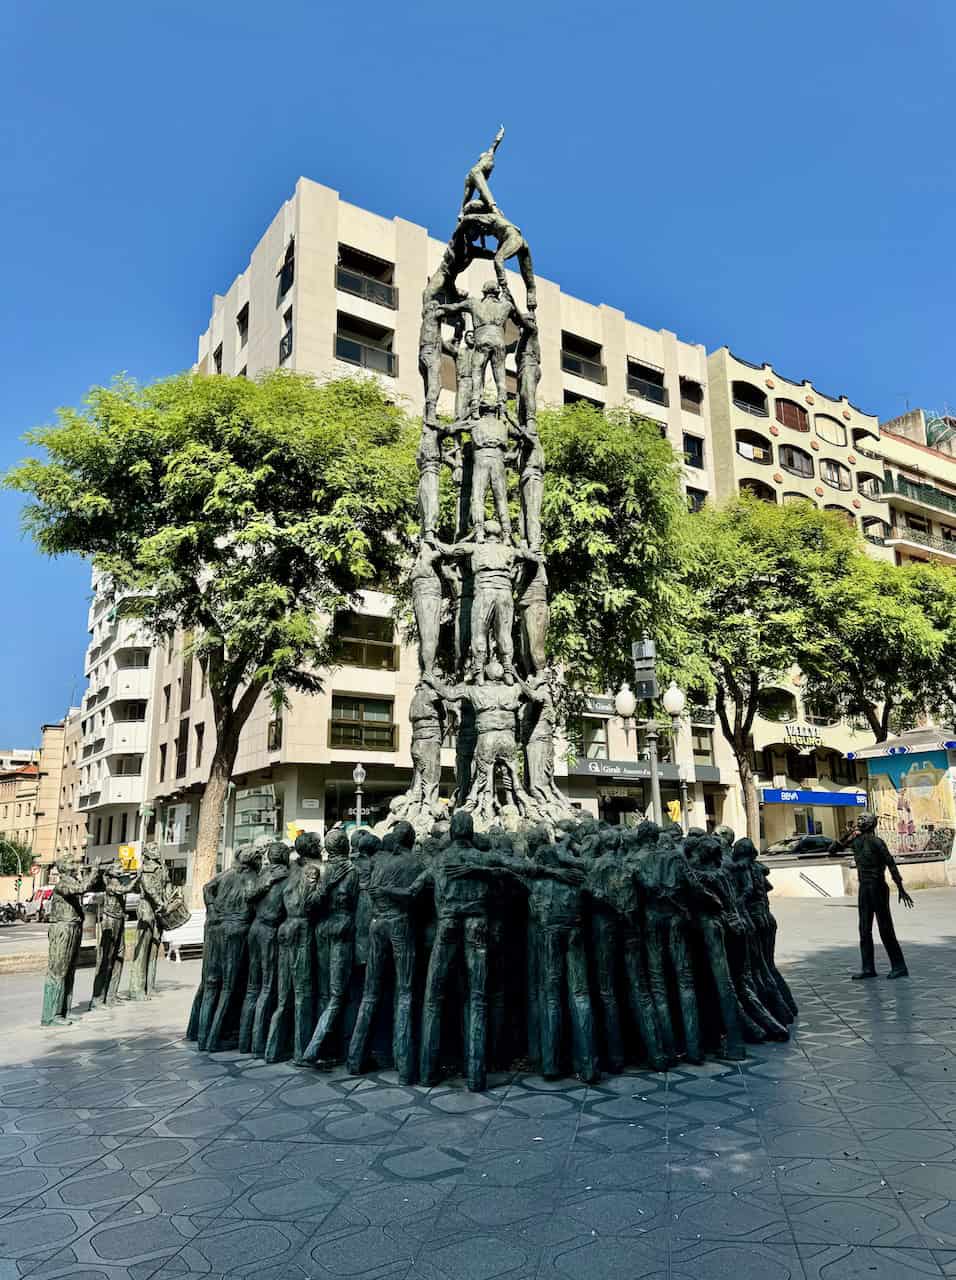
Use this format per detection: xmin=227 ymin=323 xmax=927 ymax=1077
xmin=646 ymin=722 xmax=663 ymax=825
xmin=355 ymin=785 xmax=363 ymax=830
xmin=671 ymin=711 xmax=689 ymax=833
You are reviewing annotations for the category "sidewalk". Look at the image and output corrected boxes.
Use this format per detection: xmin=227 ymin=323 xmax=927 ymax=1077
xmin=0 ymin=891 xmax=954 ymax=1278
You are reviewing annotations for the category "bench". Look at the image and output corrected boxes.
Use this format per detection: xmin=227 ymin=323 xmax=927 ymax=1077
xmin=163 ymin=909 xmax=205 ymax=963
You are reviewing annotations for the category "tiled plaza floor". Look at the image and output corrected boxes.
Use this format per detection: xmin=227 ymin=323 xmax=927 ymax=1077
xmin=2 ymin=891 xmax=956 ymax=1279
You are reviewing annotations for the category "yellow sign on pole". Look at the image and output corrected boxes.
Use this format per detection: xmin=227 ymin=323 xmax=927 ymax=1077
xmin=286 ymin=821 xmax=303 ymax=842
xmin=117 ymin=845 xmax=139 ymax=870
xmin=666 ymin=800 xmax=682 ymax=825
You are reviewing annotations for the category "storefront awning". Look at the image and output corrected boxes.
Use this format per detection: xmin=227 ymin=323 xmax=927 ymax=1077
xmin=847 ymin=732 xmax=956 ymax=761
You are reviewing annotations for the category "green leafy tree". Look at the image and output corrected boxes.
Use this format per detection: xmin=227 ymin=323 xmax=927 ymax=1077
xmin=0 ymin=837 xmax=33 ymax=877
xmin=537 ymin=402 xmax=700 ymax=702
xmin=6 ymin=373 xmax=418 ymax=905
xmin=681 ymin=498 xmax=861 ymax=839
xmin=801 ymin=556 xmax=952 ymax=739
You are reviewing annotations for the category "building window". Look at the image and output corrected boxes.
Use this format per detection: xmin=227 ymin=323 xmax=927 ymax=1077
xmin=692 ymin=727 xmax=715 ymax=767
xmin=686 ymin=486 xmax=707 ymax=513
xmin=558 ymin=332 xmax=606 ymax=385
xmin=815 ymin=415 xmax=847 ymax=446
xmin=115 ymin=700 xmax=147 ymax=722
xmin=267 ymin=717 xmax=282 ymax=752
xmin=683 ymin=433 xmax=705 ymax=469
xmin=564 ymin=389 xmax=605 ymax=410
xmin=735 ymin=429 xmax=773 ymax=464
xmin=857 ymin=472 xmax=883 ymax=499
xmin=94 ymin=817 xmax=102 ymax=845
xmin=779 ymin=444 xmax=814 ymax=478
xmin=821 ymin=459 xmax=852 ymax=491
xmin=574 ymin=716 xmax=609 ymax=760
xmin=106 ymin=816 xmax=114 ymax=845
xmin=162 ymin=684 xmax=171 ymax=722
xmin=329 ymin=695 xmax=396 ymax=751
xmin=732 ymin=381 xmax=768 ymax=417
xmin=626 ymin=359 xmax=667 ymax=405
xmin=757 ymin=687 xmax=798 ymax=722
xmin=194 ymin=722 xmax=204 ymax=767
xmin=775 ymin=399 xmax=809 ymax=432
xmin=336 ymin=245 xmax=398 ymax=309
xmin=679 ymin=377 xmax=703 ymax=414
xmin=236 ymin=303 xmax=249 ymax=348
xmin=905 ymin=512 xmax=929 ymax=534
xmin=782 ymin=491 xmax=815 ymax=506
xmin=119 ymin=811 xmax=128 ymax=844
xmin=199 ymin=659 xmax=208 ymax=699
xmin=332 ymin=611 xmax=398 ymax=670
xmin=279 ymin=307 xmax=293 ymax=364
xmin=213 ymin=344 xmax=223 ymax=375
xmin=175 ymin=718 xmax=189 ymax=778
xmin=335 ymin=312 xmax=397 ymax=376
xmin=158 ymin=743 xmax=167 ymax=783
xmin=181 ymin=657 xmax=193 ymax=715
xmin=277 ymin=238 xmax=294 ymax=299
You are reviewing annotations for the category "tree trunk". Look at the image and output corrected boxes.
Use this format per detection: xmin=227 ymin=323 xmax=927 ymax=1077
xmin=189 ymin=738 xmax=238 ymax=908
xmin=736 ymin=749 xmax=761 ymax=843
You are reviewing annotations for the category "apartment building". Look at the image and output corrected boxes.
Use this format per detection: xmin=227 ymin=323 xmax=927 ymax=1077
xmin=76 ymin=583 xmax=154 ymax=861
xmin=196 ymin=178 xmax=717 ymax=513
xmin=51 ymin=708 xmax=87 ymax=866
xmin=30 ymin=720 xmax=68 ymax=868
xmin=0 ymin=748 xmax=39 ymax=772
xmin=877 ymin=409 xmax=956 ymax=567
xmin=0 ymin=765 xmax=38 ymax=849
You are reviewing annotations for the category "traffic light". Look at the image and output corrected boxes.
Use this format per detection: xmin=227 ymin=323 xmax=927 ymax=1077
xmin=14 ymin=876 xmax=22 ymax=893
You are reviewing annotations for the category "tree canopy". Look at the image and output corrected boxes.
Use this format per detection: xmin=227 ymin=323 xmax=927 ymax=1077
xmin=5 ymin=371 xmax=419 ymax=898
xmin=680 ymin=497 xmax=862 ymax=836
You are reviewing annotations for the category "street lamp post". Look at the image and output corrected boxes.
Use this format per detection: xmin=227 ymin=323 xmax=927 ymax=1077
xmin=352 ymin=763 xmax=367 ymax=829
xmin=614 ymin=681 xmax=664 ymax=826
xmin=662 ymin=680 xmax=688 ymax=832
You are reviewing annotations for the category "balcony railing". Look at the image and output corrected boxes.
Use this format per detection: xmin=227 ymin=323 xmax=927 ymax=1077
xmin=335 ymin=637 xmax=399 ymax=671
xmin=335 ymin=265 xmax=398 ymax=310
xmin=884 ymin=471 xmax=956 ymax=517
xmin=627 ymin=374 xmax=669 ymax=406
xmin=279 ymin=329 xmax=293 ymax=364
xmin=335 ymin=335 xmax=398 ymax=376
xmin=733 ymin=398 xmax=769 ymax=418
xmin=888 ymin=525 xmax=956 ymax=557
xmin=561 ymin=351 xmax=607 ymax=385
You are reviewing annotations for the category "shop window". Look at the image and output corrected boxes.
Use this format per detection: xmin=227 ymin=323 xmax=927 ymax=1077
xmin=329 ymin=695 xmax=396 ymax=751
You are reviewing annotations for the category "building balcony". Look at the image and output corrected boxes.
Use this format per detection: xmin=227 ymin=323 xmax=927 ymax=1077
xmin=885 ymin=526 xmax=956 ymax=562
xmin=627 ymin=374 xmax=669 ymax=406
xmin=108 ymin=666 xmax=151 ymax=702
xmin=94 ymin=775 xmax=145 ymax=808
xmin=335 ymin=264 xmax=398 ymax=310
xmin=103 ymin=720 xmax=149 ymax=755
xmin=334 ymin=334 xmax=398 ymax=376
xmin=884 ymin=471 xmax=956 ymax=518
xmin=561 ymin=351 xmax=607 ymax=385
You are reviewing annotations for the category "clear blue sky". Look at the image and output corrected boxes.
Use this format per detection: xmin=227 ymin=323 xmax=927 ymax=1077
xmin=2 ymin=1 xmax=954 ymax=744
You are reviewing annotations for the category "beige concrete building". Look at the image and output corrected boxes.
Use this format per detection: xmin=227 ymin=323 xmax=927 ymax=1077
xmin=196 ymin=178 xmax=717 ymax=515
xmin=130 ymin=178 xmax=742 ymax=891
xmin=877 ymin=409 xmax=956 ymax=567
xmin=76 ymin=582 xmax=154 ymax=862
xmin=52 ymin=707 xmax=87 ymax=866
xmin=31 ymin=720 xmax=68 ymax=869
xmin=0 ymin=765 xmax=38 ymax=850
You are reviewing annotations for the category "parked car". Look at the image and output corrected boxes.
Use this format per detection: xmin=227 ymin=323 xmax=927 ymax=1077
xmin=82 ymin=890 xmax=141 ymax=920
xmin=22 ymin=887 xmax=55 ymax=922
xmin=762 ymin=834 xmax=835 ymax=859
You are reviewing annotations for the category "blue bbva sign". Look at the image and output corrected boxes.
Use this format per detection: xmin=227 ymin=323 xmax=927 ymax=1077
xmin=761 ymin=789 xmax=867 ymax=807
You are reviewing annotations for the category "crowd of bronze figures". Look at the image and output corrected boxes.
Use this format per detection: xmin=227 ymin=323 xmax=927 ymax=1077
xmin=186 ymin=814 xmax=797 ymax=1090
